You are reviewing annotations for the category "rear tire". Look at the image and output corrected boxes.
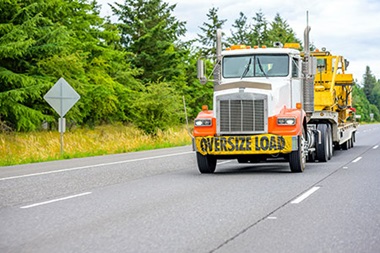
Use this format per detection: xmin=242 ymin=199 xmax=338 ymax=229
xmin=326 ymin=124 xmax=333 ymax=160
xmin=342 ymin=140 xmax=349 ymax=150
xmin=316 ymin=124 xmax=329 ymax=162
xmin=196 ymin=152 xmax=216 ymax=174
xmin=289 ymin=128 xmax=306 ymax=173
xmin=307 ymin=150 xmax=316 ymax=162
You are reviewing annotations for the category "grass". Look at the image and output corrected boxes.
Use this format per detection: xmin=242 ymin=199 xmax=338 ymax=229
xmin=0 ymin=124 xmax=193 ymax=167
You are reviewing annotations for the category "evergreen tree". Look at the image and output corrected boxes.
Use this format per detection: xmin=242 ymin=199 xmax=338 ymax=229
xmin=249 ymin=11 xmax=269 ymax=46
xmin=371 ymin=81 xmax=380 ymax=113
xmin=363 ymin=67 xmax=380 ymax=113
xmin=227 ymin=12 xmax=250 ymax=46
xmin=110 ymin=0 xmax=187 ymax=83
xmin=0 ymin=0 xmax=138 ymax=131
xmin=352 ymin=83 xmax=372 ymax=122
xmin=267 ymin=13 xmax=301 ymax=46
xmin=197 ymin=7 xmax=227 ymax=60
xmin=363 ymin=66 xmax=377 ymax=104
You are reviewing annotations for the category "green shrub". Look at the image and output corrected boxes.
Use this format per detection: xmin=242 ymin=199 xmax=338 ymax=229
xmin=131 ymin=82 xmax=182 ymax=135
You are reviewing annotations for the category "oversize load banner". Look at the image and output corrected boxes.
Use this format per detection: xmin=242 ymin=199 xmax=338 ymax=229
xmin=195 ymin=134 xmax=293 ymax=155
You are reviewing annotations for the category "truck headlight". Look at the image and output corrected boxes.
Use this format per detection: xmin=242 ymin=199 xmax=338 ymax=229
xmin=194 ymin=118 xmax=212 ymax=126
xmin=277 ymin=117 xmax=296 ymax=125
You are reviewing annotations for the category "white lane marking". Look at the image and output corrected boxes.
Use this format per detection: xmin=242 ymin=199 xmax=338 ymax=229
xmin=352 ymin=157 xmax=362 ymax=163
xmin=291 ymin=186 xmax=320 ymax=204
xmin=267 ymin=216 xmax=277 ymax=220
xmin=20 ymin=192 xmax=92 ymax=209
xmin=0 ymin=151 xmax=193 ymax=181
xmin=343 ymin=166 xmax=348 ymax=169
xmin=373 ymin=145 xmax=379 ymax=149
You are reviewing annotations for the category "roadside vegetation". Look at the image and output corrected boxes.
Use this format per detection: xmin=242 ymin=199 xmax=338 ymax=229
xmin=0 ymin=124 xmax=192 ymax=166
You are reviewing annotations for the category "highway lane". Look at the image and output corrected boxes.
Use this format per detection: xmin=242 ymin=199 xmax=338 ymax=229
xmin=0 ymin=123 xmax=379 ymax=253
xmin=216 ymin=125 xmax=380 ymax=253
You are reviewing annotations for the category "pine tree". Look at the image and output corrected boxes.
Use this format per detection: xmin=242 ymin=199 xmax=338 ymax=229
xmin=363 ymin=66 xmax=377 ymax=104
xmin=110 ymin=0 xmax=187 ymax=83
xmin=371 ymin=84 xmax=380 ymax=110
xmin=352 ymin=83 xmax=371 ymax=122
xmin=227 ymin=12 xmax=250 ymax=46
xmin=267 ymin=13 xmax=301 ymax=46
xmin=0 ymin=0 xmax=139 ymax=131
xmin=197 ymin=7 xmax=227 ymax=60
xmin=0 ymin=0 xmax=64 ymax=131
xmin=249 ymin=11 xmax=269 ymax=47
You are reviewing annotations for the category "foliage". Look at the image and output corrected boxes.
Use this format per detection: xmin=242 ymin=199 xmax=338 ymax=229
xmin=360 ymin=66 xmax=380 ymax=121
xmin=369 ymin=104 xmax=380 ymax=121
xmin=130 ymin=82 xmax=182 ymax=135
xmin=227 ymin=12 xmax=299 ymax=48
xmin=352 ymin=83 xmax=371 ymax=121
xmin=227 ymin=12 xmax=250 ymax=45
xmin=267 ymin=13 xmax=301 ymax=46
xmin=0 ymin=0 xmax=139 ymax=131
xmin=197 ymin=7 xmax=227 ymax=61
xmin=110 ymin=0 xmax=187 ymax=83
xmin=371 ymin=82 xmax=380 ymax=112
xmin=363 ymin=66 xmax=377 ymax=104
xmin=0 ymin=124 xmax=192 ymax=166
xmin=249 ymin=11 xmax=269 ymax=47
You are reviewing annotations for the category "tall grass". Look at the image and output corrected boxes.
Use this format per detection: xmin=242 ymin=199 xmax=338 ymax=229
xmin=0 ymin=124 xmax=193 ymax=166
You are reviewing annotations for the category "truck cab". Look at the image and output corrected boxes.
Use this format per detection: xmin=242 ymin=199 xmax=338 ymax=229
xmin=194 ymin=43 xmax=308 ymax=173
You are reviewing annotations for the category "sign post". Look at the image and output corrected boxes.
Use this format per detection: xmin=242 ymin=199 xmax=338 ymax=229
xmin=44 ymin=77 xmax=80 ymax=156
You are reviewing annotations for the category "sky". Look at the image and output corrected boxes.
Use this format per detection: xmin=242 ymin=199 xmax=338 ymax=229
xmin=98 ymin=0 xmax=380 ymax=85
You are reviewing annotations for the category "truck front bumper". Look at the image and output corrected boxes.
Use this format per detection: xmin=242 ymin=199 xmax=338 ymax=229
xmin=194 ymin=134 xmax=296 ymax=156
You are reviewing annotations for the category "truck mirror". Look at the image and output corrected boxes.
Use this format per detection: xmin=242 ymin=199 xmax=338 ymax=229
xmin=197 ymin=59 xmax=207 ymax=84
xmin=345 ymin=59 xmax=350 ymax=70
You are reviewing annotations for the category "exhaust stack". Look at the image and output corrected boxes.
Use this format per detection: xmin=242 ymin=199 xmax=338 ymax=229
xmin=302 ymin=24 xmax=315 ymax=117
xmin=213 ymin=29 xmax=222 ymax=87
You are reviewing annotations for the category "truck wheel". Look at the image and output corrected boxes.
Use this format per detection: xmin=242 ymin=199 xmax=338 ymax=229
xmin=307 ymin=150 xmax=316 ymax=162
xmin=351 ymin=135 xmax=354 ymax=148
xmin=196 ymin=152 xmax=216 ymax=174
xmin=289 ymin=128 xmax=306 ymax=173
xmin=326 ymin=124 xmax=334 ymax=160
xmin=342 ymin=140 xmax=349 ymax=150
xmin=316 ymin=124 xmax=328 ymax=162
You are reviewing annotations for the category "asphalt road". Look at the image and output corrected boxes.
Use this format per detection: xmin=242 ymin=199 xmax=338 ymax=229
xmin=1 ymin=123 xmax=380 ymax=253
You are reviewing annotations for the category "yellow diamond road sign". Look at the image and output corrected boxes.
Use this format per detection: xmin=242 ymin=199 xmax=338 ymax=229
xmin=44 ymin=77 xmax=80 ymax=117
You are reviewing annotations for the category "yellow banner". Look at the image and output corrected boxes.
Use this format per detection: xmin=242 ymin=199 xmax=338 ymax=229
xmin=195 ymin=134 xmax=293 ymax=155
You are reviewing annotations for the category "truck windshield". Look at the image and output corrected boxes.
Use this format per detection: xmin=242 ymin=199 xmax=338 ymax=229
xmin=222 ymin=54 xmax=289 ymax=78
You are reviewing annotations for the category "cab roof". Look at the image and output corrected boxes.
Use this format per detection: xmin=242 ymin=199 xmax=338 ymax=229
xmin=222 ymin=47 xmax=300 ymax=56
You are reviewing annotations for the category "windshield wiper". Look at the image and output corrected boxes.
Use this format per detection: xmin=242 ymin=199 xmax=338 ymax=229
xmin=257 ymin=57 xmax=268 ymax=78
xmin=240 ymin=58 xmax=252 ymax=79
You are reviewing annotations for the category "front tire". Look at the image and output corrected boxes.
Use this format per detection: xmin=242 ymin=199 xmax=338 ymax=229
xmin=289 ymin=128 xmax=306 ymax=173
xmin=196 ymin=152 xmax=216 ymax=174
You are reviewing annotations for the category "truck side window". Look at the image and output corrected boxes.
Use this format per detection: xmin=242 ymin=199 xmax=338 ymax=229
xmin=317 ymin=59 xmax=326 ymax=72
xmin=292 ymin=58 xmax=299 ymax=77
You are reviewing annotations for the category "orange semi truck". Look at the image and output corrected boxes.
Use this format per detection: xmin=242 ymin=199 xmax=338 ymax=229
xmin=193 ymin=26 xmax=358 ymax=173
